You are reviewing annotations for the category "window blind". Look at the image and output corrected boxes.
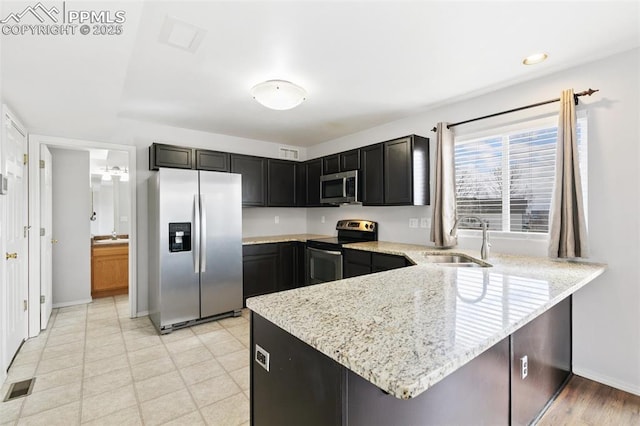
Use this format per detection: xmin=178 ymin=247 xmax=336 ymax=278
xmin=454 ymin=117 xmax=587 ymax=234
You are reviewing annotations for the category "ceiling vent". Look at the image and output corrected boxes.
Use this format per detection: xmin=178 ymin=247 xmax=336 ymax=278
xmin=279 ymin=147 xmax=299 ymax=160
xmin=159 ymin=15 xmax=206 ymax=53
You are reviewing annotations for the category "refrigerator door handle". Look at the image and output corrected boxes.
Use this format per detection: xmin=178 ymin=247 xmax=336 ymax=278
xmin=200 ymin=194 xmax=207 ymax=273
xmin=193 ymin=194 xmax=200 ymax=273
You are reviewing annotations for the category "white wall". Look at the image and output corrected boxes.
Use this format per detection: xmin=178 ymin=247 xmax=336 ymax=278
xmin=51 ymin=148 xmax=91 ymax=306
xmin=243 ymin=207 xmax=307 ymax=238
xmin=307 ymin=205 xmax=431 ymax=244
xmin=116 ymin=178 xmax=130 ymax=234
xmin=307 ymin=48 xmax=640 ymax=395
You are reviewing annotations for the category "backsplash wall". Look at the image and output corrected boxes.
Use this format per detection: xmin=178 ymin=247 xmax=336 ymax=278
xmin=242 ymin=207 xmax=308 ymax=238
xmin=306 ymin=205 xmax=433 ymax=245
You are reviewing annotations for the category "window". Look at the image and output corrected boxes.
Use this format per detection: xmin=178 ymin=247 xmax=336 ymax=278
xmin=454 ymin=115 xmax=587 ymax=234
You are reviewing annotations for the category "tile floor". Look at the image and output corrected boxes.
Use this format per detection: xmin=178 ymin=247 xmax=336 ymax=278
xmin=0 ymin=295 xmax=251 ymax=425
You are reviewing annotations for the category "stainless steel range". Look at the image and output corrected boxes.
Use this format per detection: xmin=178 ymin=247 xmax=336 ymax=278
xmin=306 ymin=219 xmax=378 ymax=285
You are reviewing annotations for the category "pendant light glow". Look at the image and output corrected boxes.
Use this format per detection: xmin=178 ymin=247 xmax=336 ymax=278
xmin=523 ymin=52 xmax=548 ymax=65
xmin=251 ymin=80 xmax=307 ymax=110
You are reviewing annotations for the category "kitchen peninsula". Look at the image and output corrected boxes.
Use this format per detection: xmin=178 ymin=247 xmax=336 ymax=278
xmin=246 ymin=241 xmax=606 ymax=425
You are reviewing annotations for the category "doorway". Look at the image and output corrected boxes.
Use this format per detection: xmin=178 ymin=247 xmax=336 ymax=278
xmin=27 ymin=135 xmax=137 ymax=337
xmin=88 ymin=149 xmax=131 ymax=301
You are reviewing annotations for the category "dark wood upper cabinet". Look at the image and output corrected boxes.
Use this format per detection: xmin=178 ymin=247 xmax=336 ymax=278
xmin=267 ymin=159 xmax=296 ymax=207
xmin=360 ymin=143 xmax=384 ymax=205
xmin=323 ymin=150 xmax=360 ymax=175
xmin=149 ymin=143 xmax=194 ymax=170
xmin=149 ymin=135 xmax=427 ymax=207
xmin=195 ymin=149 xmax=230 ymax=172
xmin=322 ymin=154 xmax=340 ymax=174
xmin=384 ymin=137 xmax=414 ymax=205
xmin=306 ymin=159 xmax=323 ymax=207
xmin=295 ymin=163 xmax=307 ymax=207
xmin=230 ymin=154 xmax=267 ymax=207
xmin=340 ymin=149 xmax=361 ymax=171
xmin=361 ymin=135 xmax=429 ymax=206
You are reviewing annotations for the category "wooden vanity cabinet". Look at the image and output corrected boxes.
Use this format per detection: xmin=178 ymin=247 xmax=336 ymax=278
xmin=91 ymin=243 xmax=128 ymax=298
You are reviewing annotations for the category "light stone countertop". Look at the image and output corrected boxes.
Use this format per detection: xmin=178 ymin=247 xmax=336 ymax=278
xmin=242 ymin=234 xmax=331 ymax=245
xmin=92 ymin=238 xmax=129 ymax=246
xmin=246 ymin=240 xmax=606 ymax=400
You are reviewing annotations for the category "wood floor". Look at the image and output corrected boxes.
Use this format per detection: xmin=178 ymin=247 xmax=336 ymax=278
xmin=537 ymin=375 xmax=640 ymax=425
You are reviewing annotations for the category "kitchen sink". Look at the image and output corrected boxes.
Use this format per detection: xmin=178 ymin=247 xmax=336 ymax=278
xmin=421 ymin=253 xmax=491 ymax=267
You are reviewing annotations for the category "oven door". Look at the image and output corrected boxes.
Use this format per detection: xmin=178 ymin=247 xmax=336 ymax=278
xmin=306 ymin=247 xmax=343 ymax=285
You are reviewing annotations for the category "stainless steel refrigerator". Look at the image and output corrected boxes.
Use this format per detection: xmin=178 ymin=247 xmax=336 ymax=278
xmin=148 ymin=168 xmax=242 ymax=333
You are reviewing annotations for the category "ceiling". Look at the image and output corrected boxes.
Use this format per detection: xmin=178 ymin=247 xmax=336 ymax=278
xmin=1 ymin=1 xmax=639 ymax=147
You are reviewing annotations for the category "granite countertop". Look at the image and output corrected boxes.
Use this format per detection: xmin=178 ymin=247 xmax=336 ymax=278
xmin=242 ymin=234 xmax=331 ymax=245
xmin=246 ymin=240 xmax=606 ymax=400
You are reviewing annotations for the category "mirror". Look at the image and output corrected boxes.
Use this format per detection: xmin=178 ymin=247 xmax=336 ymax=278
xmin=90 ymin=149 xmax=130 ymax=237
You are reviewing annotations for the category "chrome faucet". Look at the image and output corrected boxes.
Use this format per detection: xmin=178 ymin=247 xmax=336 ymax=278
xmin=450 ymin=215 xmax=491 ymax=260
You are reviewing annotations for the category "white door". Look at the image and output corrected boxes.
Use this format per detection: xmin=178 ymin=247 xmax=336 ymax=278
xmin=2 ymin=109 xmax=29 ymax=366
xmin=40 ymin=145 xmax=53 ymax=329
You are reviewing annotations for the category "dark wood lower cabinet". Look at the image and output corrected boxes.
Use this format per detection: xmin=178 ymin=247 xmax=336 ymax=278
xmin=243 ymin=242 xmax=306 ymax=304
xmin=242 ymin=244 xmax=279 ymax=304
xmin=371 ymin=252 xmax=410 ymax=272
xmin=511 ymin=297 xmax=571 ymax=425
xmin=251 ymin=313 xmax=344 ymax=426
xmin=250 ymin=298 xmax=572 ymax=426
xmin=343 ymin=249 xmax=410 ymax=278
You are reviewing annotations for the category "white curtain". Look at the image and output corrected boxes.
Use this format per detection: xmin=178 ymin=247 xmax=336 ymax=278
xmin=548 ymin=89 xmax=589 ymax=258
xmin=430 ymin=122 xmax=458 ymax=247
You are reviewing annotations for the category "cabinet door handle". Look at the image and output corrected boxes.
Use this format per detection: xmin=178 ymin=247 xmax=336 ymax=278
xmin=5 ymin=252 xmax=17 ymax=260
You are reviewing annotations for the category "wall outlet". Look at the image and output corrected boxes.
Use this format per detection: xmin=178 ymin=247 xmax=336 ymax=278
xmin=520 ymin=355 xmax=528 ymax=379
xmin=409 ymin=218 xmax=419 ymax=228
xmin=274 ymin=216 xmax=279 ymax=224
xmin=255 ymin=344 xmax=270 ymax=372
xmin=420 ymin=217 xmax=429 ymax=228
xmin=321 ymin=216 xmax=325 ymax=223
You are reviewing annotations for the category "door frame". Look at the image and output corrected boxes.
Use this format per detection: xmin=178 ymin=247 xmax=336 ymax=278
xmin=28 ymin=134 xmax=137 ymax=336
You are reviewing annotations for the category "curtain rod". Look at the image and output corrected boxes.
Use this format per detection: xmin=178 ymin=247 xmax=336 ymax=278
xmin=430 ymin=88 xmax=599 ymax=132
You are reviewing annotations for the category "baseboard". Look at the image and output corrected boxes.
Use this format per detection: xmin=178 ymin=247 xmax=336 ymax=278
xmin=136 ymin=310 xmax=149 ymax=317
xmin=52 ymin=298 xmax=92 ymax=309
xmin=573 ymin=366 xmax=640 ymax=396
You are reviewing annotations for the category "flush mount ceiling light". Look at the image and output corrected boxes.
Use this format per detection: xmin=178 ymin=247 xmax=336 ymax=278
xmin=250 ymin=80 xmax=307 ymax=110
xmin=523 ymin=52 xmax=548 ymax=65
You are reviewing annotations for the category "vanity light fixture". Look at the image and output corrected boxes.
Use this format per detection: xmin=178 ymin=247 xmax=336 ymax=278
xmin=523 ymin=52 xmax=548 ymax=65
xmin=250 ymin=80 xmax=307 ymax=110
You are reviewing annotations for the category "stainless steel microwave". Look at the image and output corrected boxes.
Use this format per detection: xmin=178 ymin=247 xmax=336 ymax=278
xmin=320 ymin=170 xmax=358 ymax=204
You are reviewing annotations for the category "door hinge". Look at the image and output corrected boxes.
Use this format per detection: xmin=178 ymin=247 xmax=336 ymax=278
xmin=23 ymin=300 xmax=28 ymax=311
xmin=23 ymin=154 xmax=28 ymax=165
xmin=39 ymin=160 xmax=45 ymax=169
xmin=40 ymin=228 xmax=45 ymax=236
xmin=40 ymin=295 xmax=45 ymax=304
xmin=24 ymin=226 xmax=30 ymax=238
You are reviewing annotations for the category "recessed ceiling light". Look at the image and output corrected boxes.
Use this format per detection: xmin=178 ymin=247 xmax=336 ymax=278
xmin=250 ymin=80 xmax=307 ymax=110
xmin=523 ymin=52 xmax=548 ymax=65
